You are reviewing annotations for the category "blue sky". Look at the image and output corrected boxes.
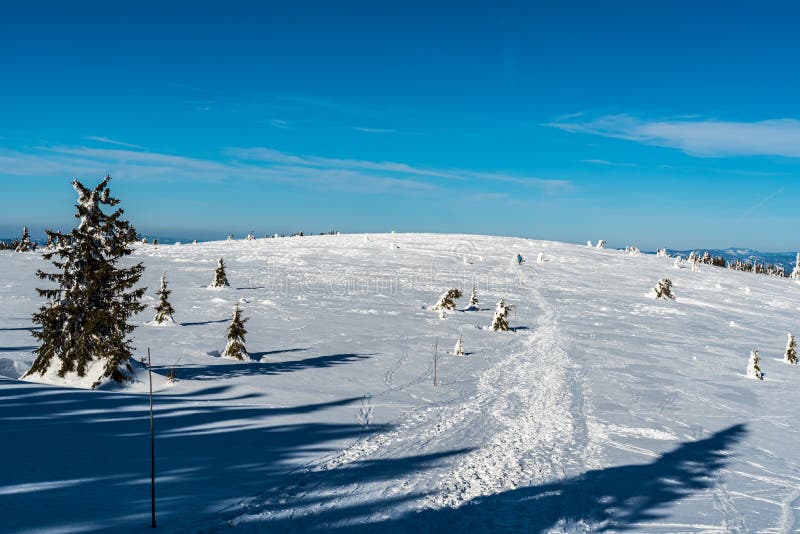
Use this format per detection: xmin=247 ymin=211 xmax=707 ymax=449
xmin=2 ymin=1 xmax=800 ymax=249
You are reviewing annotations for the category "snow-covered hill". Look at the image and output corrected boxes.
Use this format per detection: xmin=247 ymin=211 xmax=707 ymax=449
xmin=1 ymin=233 xmax=799 ymax=532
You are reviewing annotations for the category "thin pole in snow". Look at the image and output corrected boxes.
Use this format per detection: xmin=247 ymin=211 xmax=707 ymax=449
xmin=148 ymin=348 xmax=156 ymax=528
xmin=433 ymin=338 xmax=438 ymax=387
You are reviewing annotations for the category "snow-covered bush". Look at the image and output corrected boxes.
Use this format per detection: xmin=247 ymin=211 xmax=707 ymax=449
xmin=785 ymin=334 xmax=798 ymax=364
xmin=430 ymin=289 xmax=462 ymax=311
xmin=246 ymin=232 xmax=256 ymax=241
xmin=595 ymin=240 xmax=606 ymax=249
xmin=536 ymin=252 xmax=546 ymax=263
xmin=454 ymin=335 xmax=464 ymax=356
xmin=651 ymin=278 xmax=676 ymax=300
xmin=227 ymin=234 xmax=234 ymax=241
xmin=151 ymin=274 xmax=176 ymax=325
xmin=210 ymin=258 xmax=230 ymax=288
xmin=490 ymin=298 xmax=510 ymax=331
xmin=586 ymin=240 xmax=593 ymax=247
xmin=747 ymin=349 xmax=764 ymax=380
xmin=222 ymin=304 xmax=248 ymax=360
xmin=673 ymin=256 xmax=684 ymax=269
xmin=625 ymin=245 xmax=641 ymax=256
xmin=657 ymin=248 xmax=668 ymax=257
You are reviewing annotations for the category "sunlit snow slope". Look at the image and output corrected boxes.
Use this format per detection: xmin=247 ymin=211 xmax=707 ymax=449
xmin=1 ymin=233 xmax=799 ymax=532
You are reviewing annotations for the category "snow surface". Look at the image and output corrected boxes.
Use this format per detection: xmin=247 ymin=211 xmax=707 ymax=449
xmin=1 ymin=233 xmax=800 ymax=532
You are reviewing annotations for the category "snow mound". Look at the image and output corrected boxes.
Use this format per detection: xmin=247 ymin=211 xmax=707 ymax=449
xmin=22 ymin=357 xmax=170 ymax=391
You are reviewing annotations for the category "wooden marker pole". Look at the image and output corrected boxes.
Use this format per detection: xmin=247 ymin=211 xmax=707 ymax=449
xmin=148 ymin=348 xmax=156 ymax=528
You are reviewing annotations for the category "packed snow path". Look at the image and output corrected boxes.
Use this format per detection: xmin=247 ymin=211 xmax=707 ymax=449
xmin=1 ymin=233 xmax=799 ymax=532
xmin=225 ymin=266 xmax=585 ymax=530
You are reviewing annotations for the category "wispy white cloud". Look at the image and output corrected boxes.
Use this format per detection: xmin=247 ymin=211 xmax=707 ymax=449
xmin=0 ymin=145 xmax=571 ymax=195
xmin=580 ymin=159 xmax=637 ymax=167
xmin=549 ymin=114 xmax=800 ymax=157
xmin=84 ymin=136 xmax=145 ymax=149
xmin=228 ymin=147 xmax=571 ymax=192
xmin=353 ymin=127 xmax=396 ymax=134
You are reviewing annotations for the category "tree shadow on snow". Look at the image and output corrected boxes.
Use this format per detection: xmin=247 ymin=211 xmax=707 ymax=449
xmin=157 ymin=353 xmax=374 ymax=381
xmin=250 ymin=347 xmax=310 ymax=359
xmin=0 ymin=377 xmax=446 ymax=533
xmin=221 ymin=423 xmax=747 ymax=532
xmin=0 ymin=345 xmax=37 ymax=352
xmin=179 ymin=318 xmax=230 ymax=327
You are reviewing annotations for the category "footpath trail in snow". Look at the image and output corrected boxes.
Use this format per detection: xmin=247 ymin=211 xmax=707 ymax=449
xmin=224 ymin=265 xmax=586 ymax=531
xmin=2 ymin=233 xmax=800 ymax=532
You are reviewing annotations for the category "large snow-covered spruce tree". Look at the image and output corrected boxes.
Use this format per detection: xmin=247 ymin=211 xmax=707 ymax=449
xmin=222 ymin=304 xmax=249 ymax=360
xmin=23 ymin=177 xmax=146 ymax=388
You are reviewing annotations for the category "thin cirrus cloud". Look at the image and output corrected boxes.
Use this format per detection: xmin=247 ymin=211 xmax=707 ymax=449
xmin=548 ymin=114 xmax=800 ymax=158
xmin=84 ymin=136 xmax=145 ymax=149
xmin=0 ymin=145 xmax=571 ymax=195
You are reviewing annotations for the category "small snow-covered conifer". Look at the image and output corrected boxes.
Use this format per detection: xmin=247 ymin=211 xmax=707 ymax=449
xmin=227 ymin=234 xmax=234 ymax=241
xmin=15 ymin=226 xmax=32 ymax=252
xmin=691 ymin=261 xmax=701 ymax=273
xmin=246 ymin=232 xmax=255 ymax=241
xmin=210 ymin=258 xmax=230 ymax=288
xmin=586 ymin=240 xmax=593 ymax=247
xmin=152 ymin=274 xmax=176 ymax=325
xmin=454 ymin=334 xmax=464 ymax=356
xmin=536 ymin=252 xmax=546 ymax=263
xmin=430 ymin=288 xmax=462 ymax=311
xmin=222 ymin=304 xmax=248 ymax=360
xmin=141 ymin=237 xmax=148 ymax=244
xmin=595 ymin=240 xmax=606 ymax=249
xmin=747 ymin=349 xmax=764 ymax=380
xmin=657 ymin=248 xmax=668 ymax=257
xmin=490 ymin=298 xmax=510 ymax=331
xmin=784 ymin=334 xmax=798 ymax=364
xmin=791 ymin=253 xmax=800 ymax=279
xmin=652 ymin=278 xmax=675 ymax=300
xmin=466 ymin=286 xmax=479 ymax=311
xmin=673 ymin=256 xmax=683 ymax=269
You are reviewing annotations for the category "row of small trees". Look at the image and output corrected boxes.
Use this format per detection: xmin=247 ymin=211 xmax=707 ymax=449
xmin=429 ymin=287 xmax=511 ymax=332
xmin=0 ymin=226 xmax=36 ymax=252
xmin=148 ymin=260 xmax=248 ymax=361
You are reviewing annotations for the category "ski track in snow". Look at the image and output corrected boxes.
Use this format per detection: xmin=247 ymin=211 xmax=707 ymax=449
xmin=225 ymin=265 xmax=588 ymax=530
